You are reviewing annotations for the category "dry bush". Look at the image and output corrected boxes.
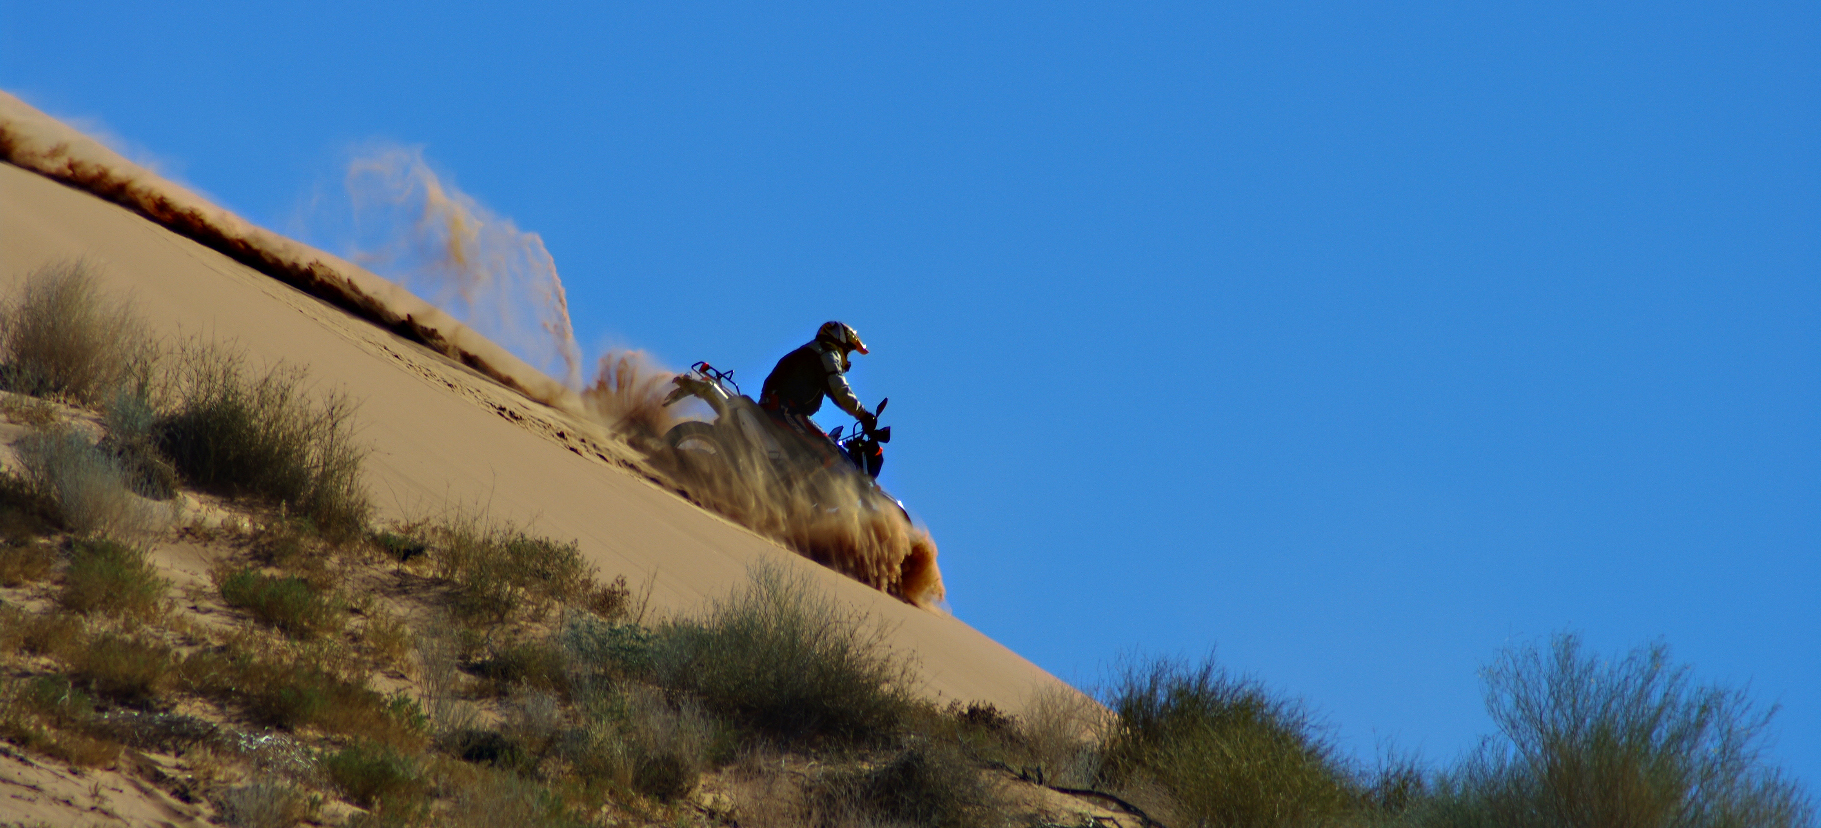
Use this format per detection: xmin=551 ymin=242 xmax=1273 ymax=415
xmin=215 ymin=566 xmax=343 ymax=639
xmin=216 ymin=778 xmax=318 ymax=828
xmin=155 ymin=341 xmax=370 ymax=540
xmin=1012 ymin=684 xmax=1106 ymax=788
xmin=416 ymin=516 xmax=591 ymax=622
xmin=0 ymin=392 xmax=58 ymax=426
xmin=183 ymin=634 xmax=426 ymax=745
xmin=814 ymin=741 xmax=1009 ymax=828
xmin=67 ymin=630 xmax=179 ymax=704
xmin=0 ymin=674 xmax=123 ymax=767
xmin=358 ymin=607 xmax=414 ymax=672
xmin=649 ymin=563 xmax=912 ymax=747
xmin=563 ymin=684 xmax=716 ymax=802
xmin=0 ymin=542 xmax=57 ymax=586
xmin=443 ymin=767 xmax=571 ymax=828
xmin=1415 ymin=635 xmax=1816 ymax=828
xmin=0 ymin=260 xmax=155 ymax=406
xmin=415 ymin=620 xmax=480 ymax=738
xmin=1099 ymin=656 xmax=1358 ymax=828
xmin=17 ymin=427 xmax=171 ymax=539
xmin=59 ymin=538 xmax=167 ymax=619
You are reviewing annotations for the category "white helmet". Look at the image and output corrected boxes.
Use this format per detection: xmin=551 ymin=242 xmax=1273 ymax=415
xmin=817 ymin=321 xmax=868 ymax=355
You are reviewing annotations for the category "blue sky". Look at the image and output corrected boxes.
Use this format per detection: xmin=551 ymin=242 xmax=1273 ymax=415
xmin=5 ymin=1 xmax=1816 ymax=787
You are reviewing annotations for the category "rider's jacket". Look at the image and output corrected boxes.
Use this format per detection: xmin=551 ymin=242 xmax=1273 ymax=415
xmin=760 ymin=339 xmax=864 ymax=419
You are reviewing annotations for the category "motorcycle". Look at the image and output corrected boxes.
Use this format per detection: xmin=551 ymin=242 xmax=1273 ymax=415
xmin=659 ymin=362 xmax=903 ymax=516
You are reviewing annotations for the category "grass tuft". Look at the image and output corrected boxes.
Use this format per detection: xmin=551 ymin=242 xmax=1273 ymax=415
xmin=427 ymin=519 xmax=590 ymax=622
xmin=59 ymin=538 xmax=166 ymax=619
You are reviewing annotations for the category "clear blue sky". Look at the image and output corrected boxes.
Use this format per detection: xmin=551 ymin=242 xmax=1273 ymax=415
xmin=5 ymin=1 xmax=1816 ymax=787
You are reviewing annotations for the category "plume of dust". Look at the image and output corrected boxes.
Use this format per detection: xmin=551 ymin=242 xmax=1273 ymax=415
xmin=338 ymin=145 xmax=583 ymax=387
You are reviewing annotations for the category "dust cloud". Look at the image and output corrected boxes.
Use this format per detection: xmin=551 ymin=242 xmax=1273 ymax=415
xmin=325 ymin=145 xmax=583 ymax=388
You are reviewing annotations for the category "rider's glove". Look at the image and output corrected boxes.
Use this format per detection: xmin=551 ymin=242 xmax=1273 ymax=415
xmin=859 ymin=410 xmax=878 ymax=432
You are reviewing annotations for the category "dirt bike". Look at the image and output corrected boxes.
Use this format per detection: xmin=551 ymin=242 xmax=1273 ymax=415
xmin=659 ymin=362 xmax=905 ymax=517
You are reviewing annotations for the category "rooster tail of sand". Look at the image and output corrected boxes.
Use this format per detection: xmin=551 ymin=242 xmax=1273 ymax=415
xmin=582 ymin=355 xmax=945 ymax=609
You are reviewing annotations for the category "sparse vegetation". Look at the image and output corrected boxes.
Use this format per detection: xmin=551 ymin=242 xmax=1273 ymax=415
xmin=0 ymin=260 xmax=1807 ymax=828
xmin=216 ymin=565 xmax=342 ymax=639
xmin=1098 ymin=657 xmax=1358 ymax=828
xmin=644 ymin=563 xmax=914 ymax=748
xmin=156 ymin=341 xmax=370 ymax=539
xmin=424 ymin=516 xmax=591 ymax=622
xmin=59 ymin=537 xmax=166 ymax=619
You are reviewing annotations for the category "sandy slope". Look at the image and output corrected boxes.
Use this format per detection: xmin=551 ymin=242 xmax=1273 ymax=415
xmin=0 ymin=102 xmax=1065 ymax=713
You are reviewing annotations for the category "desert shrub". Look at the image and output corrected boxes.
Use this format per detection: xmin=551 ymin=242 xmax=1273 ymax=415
xmin=101 ymin=385 xmax=178 ymax=500
xmin=1414 ymin=635 xmax=1815 ymax=828
xmin=216 ymin=778 xmax=318 ymax=828
xmin=0 ymin=675 xmax=121 ymax=766
xmin=1010 ymin=684 xmax=1106 ymax=788
xmin=469 ymin=638 xmax=565 ymax=697
xmin=68 ymin=630 xmax=179 ymax=703
xmin=321 ymin=740 xmax=427 ymax=811
xmin=445 ymin=769 xmax=576 ymax=828
xmin=183 ymin=639 xmax=426 ymax=743
xmin=1099 ymin=656 xmax=1357 ymax=828
xmin=814 ymin=740 xmax=1007 ymax=828
xmin=155 ymin=342 xmax=369 ymax=540
xmin=0 ymin=470 xmax=56 ymax=543
xmin=563 ymin=684 xmax=715 ymax=802
xmin=428 ymin=519 xmax=590 ymax=622
xmin=59 ymin=538 xmax=166 ymax=619
xmin=17 ymin=427 xmax=168 ymax=538
xmin=0 ymin=260 xmax=154 ymax=406
xmin=0 ymin=392 xmax=59 ymax=426
xmin=648 ymin=563 xmax=912 ymax=747
xmin=0 ymin=542 xmax=57 ymax=586
xmin=217 ymin=566 xmax=341 ymax=639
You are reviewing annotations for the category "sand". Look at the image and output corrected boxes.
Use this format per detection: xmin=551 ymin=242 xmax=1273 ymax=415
xmin=0 ymin=91 xmax=1067 ymax=713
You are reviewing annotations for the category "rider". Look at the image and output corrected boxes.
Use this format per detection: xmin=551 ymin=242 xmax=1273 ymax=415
xmin=759 ymin=321 xmax=875 ymax=455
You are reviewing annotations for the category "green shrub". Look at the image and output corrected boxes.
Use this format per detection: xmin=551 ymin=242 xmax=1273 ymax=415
xmin=217 ymin=567 xmax=341 ymax=639
xmin=68 ymin=631 xmax=179 ymax=703
xmin=155 ymin=343 xmax=369 ymax=540
xmin=183 ymin=641 xmax=425 ymax=744
xmin=321 ymin=741 xmax=426 ymax=810
xmin=59 ymin=538 xmax=166 ymax=619
xmin=648 ymin=563 xmax=911 ymax=747
xmin=1415 ymin=635 xmax=1815 ymax=828
xmin=818 ymin=741 xmax=1007 ymax=828
xmin=430 ymin=520 xmax=590 ymax=622
xmin=1099 ymin=656 xmax=1357 ymax=828
xmin=0 ymin=260 xmax=154 ymax=406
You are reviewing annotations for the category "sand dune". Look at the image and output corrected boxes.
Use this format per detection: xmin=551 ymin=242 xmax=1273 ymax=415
xmin=0 ymin=92 xmax=1064 ymax=711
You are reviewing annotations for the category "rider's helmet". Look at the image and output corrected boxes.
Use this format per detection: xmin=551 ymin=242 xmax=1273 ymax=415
xmin=817 ymin=321 xmax=868 ymax=355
